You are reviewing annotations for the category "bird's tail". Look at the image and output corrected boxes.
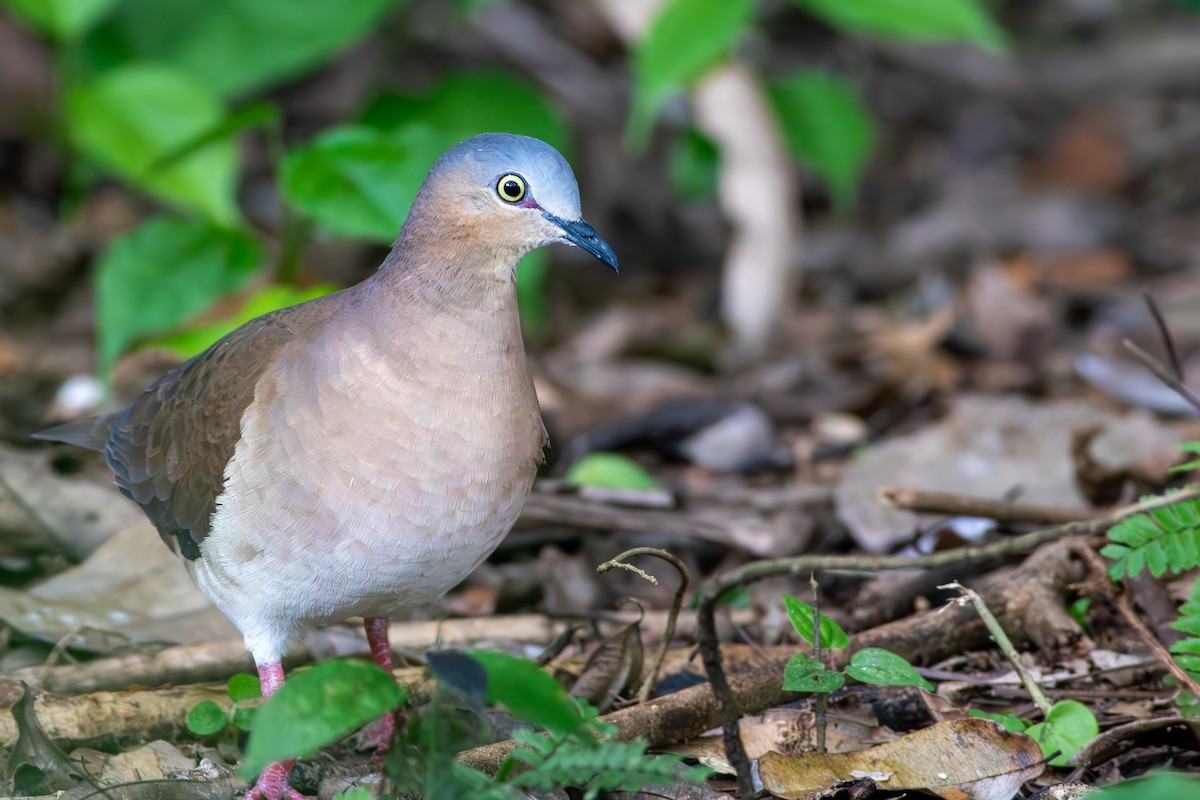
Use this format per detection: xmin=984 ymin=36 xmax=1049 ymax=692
xmin=32 ymin=413 xmax=119 ymax=452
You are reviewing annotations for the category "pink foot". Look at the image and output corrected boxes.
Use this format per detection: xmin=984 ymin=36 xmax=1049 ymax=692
xmin=243 ymin=760 xmax=306 ymax=800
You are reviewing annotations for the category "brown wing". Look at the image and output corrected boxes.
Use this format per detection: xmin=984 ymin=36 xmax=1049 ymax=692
xmin=100 ymin=303 xmax=330 ymax=560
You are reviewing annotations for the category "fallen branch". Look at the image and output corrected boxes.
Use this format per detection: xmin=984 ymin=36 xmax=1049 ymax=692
xmin=877 ymin=487 xmax=1096 ymax=525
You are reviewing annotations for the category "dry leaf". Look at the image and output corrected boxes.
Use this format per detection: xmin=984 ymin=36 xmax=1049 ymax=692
xmin=758 ymin=718 xmax=1043 ymax=800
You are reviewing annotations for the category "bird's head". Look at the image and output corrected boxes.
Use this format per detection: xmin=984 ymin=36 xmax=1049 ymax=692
xmin=412 ymin=132 xmax=619 ymax=273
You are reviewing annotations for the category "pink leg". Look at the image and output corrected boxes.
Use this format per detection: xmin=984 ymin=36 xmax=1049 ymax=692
xmin=243 ymin=663 xmax=306 ymax=800
xmin=358 ymin=616 xmax=403 ymax=754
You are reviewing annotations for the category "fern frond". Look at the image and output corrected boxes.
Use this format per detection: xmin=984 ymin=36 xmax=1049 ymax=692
xmin=1101 ymin=492 xmax=1200 ymax=580
xmin=1172 ymin=577 xmax=1200 ymax=681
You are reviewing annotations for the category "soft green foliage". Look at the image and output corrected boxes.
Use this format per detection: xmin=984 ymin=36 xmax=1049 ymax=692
xmin=783 ymin=595 xmax=850 ymax=649
xmin=844 ymin=648 xmax=934 ymax=691
xmin=1170 ymin=441 xmax=1200 ymax=473
xmin=791 ymin=0 xmax=1006 ymax=52
xmin=185 ymin=672 xmax=262 ymax=737
xmin=332 ymin=789 xmax=373 ymax=800
xmin=1096 ymin=773 xmax=1200 ymax=800
xmin=67 ymin=65 xmax=241 ymax=224
xmin=151 ymin=283 xmax=336 ymax=361
xmin=82 ymin=0 xmax=397 ymax=96
xmin=1025 ymin=700 xmax=1099 ymax=766
xmin=1171 ymin=577 xmax=1200 ymax=680
xmin=768 ymin=71 xmax=874 ymax=208
xmin=630 ymin=0 xmax=754 ymax=145
xmin=667 ymin=128 xmax=720 ymax=202
xmin=282 ymin=125 xmax=441 ymax=243
xmin=95 ymin=216 xmax=261 ymax=374
xmin=564 ymin=453 xmax=663 ymax=492
xmin=240 ymin=660 xmax=405 ymax=777
xmin=506 ymin=727 xmax=710 ymax=800
xmin=468 ymin=650 xmax=590 ymax=739
xmin=1101 ymin=491 xmax=1200 ymax=580
xmin=1 ymin=0 xmax=116 ymax=39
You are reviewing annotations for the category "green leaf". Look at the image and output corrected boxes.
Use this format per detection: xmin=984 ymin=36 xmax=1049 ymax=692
xmin=468 ymin=651 xmax=588 ymax=739
xmin=67 ymin=65 xmax=240 ymax=224
xmin=151 ymin=101 xmax=280 ymax=173
xmin=564 ymin=452 xmax=662 ymax=491
xmin=1025 ymin=700 xmax=1098 ymax=766
xmin=239 ymin=660 xmax=405 ymax=778
xmin=629 ymin=0 xmax=754 ymax=147
xmin=782 ymin=653 xmax=826 ymax=691
xmin=845 ymin=647 xmax=934 ymax=691
xmin=95 ymin=216 xmax=261 ymax=374
xmin=84 ymin=0 xmax=397 ymax=97
xmin=768 ymin=71 xmax=873 ymax=208
xmin=227 ymin=672 xmax=262 ymax=703
xmin=667 ymin=128 xmax=719 ymax=202
xmin=1093 ymin=772 xmax=1200 ymax=800
xmin=361 ymin=70 xmax=569 ymax=156
xmin=186 ymin=700 xmax=228 ymax=736
xmin=783 ymin=595 xmax=849 ymax=649
xmin=150 ymin=282 xmax=337 ymax=362
xmin=281 ymin=125 xmax=443 ymax=242
xmin=232 ymin=706 xmax=257 ymax=732
xmin=783 ymin=664 xmax=844 ymax=694
xmin=2 ymin=0 xmax=116 ymax=39
xmin=967 ymin=708 xmax=1028 ymax=732
xmin=792 ymin=0 xmax=1006 ymax=52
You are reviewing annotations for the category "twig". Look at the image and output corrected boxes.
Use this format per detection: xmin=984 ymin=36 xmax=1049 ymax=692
xmin=1070 ymin=541 xmax=1200 ymax=698
xmin=597 ymin=547 xmax=691 ymax=703
xmin=1142 ymin=290 xmax=1184 ymax=381
xmin=940 ymin=582 xmax=1052 ymax=716
xmin=695 ymin=485 xmax=1200 ymax=799
xmin=877 ymin=487 xmax=1096 ymax=525
xmin=1122 ymin=339 xmax=1200 ymax=416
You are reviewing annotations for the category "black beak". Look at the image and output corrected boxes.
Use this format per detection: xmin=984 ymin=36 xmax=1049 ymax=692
xmin=544 ymin=212 xmax=619 ymax=272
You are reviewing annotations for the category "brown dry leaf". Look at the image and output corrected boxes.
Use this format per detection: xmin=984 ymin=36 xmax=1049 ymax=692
xmin=675 ymin=706 xmax=898 ymax=774
xmin=758 ymin=718 xmax=1043 ymax=800
xmin=569 ymin=620 xmax=643 ymax=712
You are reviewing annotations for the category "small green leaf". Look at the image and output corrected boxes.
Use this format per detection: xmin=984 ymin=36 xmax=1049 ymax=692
xmin=150 ymin=282 xmax=337 ymax=362
xmin=67 ymin=65 xmax=240 ymax=224
xmin=227 ymin=672 xmax=262 ymax=703
xmin=96 ymin=216 xmax=262 ymax=374
xmin=784 ymin=666 xmax=844 ymax=694
xmin=1 ymin=0 xmax=117 ymax=38
xmin=1025 ymin=700 xmax=1099 ymax=766
xmin=84 ymin=0 xmax=397 ymax=97
xmin=845 ymin=648 xmax=934 ymax=691
xmin=667 ymin=128 xmax=719 ymax=202
xmin=629 ymin=0 xmax=754 ymax=147
xmin=967 ymin=708 xmax=1028 ymax=732
xmin=186 ymin=700 xmax=228 ymax=736
xmin=469 ymin=650 xmax=588 ymax=739
xmin=782 ymin=653 xmax=826 ymax=691
xmin=564 ymin=453 xmax=662 ymax=492
xmin=792 ymin=0 xmax=1006 ymax=52
xmin=232 ymin=706 xmax=257 ymax=732
xmin=239 ymin=660 xmax=405 ymax=778
xmin=783 ymin=595 xmax=849 ymax=649
xmin=281 ymin=125 xmax=443 ymax=242
xmin=768 ymin=71 xmax=873 ymax=208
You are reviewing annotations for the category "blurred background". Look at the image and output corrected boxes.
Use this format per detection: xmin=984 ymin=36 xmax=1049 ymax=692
xmin=2 ymin=0 xmax=1200 ymax=514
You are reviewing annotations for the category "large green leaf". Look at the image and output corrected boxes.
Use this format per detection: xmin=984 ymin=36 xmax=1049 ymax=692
xmin=844 ymin=647 xmax=933 ymax=691
xmin=783 ymin=595 xmax=850 ymax=650
xmin=1 ymin=0 xmax=116 ymax=39
xmin=1025 ymin=700 xmax=1099 ymax=767
xmin=67 ymin=65 xmax=240 ymax=224
xmin=629 ymin=0 xmax=753 ymax=146
xmin=83 ymin=0 xmax=397 ymax=97
xmin=792 ymin=0 xmax=1006 ymax=52
xmin=240 ymin=660 xmax=405 ymax=778
xmin=361 ymin=70 xmax=568 ymax=155
xmin=281 ymin=124 xmax=443 ymax=243
xmin=151 ymin=282 xmax=336 ymax=362
xmin=768 ymin=71 xmax=873 ymax=208
xmin=95 ymin=216 xmax=261 ymax=374
xmin=469 ymin=651 xmax=589 ymax=739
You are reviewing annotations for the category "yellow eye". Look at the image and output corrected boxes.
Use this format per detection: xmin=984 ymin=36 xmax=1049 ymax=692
xmin=496 ymin=174 xmax=526 ymax=203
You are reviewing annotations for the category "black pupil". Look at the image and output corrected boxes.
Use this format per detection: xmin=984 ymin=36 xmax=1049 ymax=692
xmin=504 ymin=179 xmax=521 ymax=198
